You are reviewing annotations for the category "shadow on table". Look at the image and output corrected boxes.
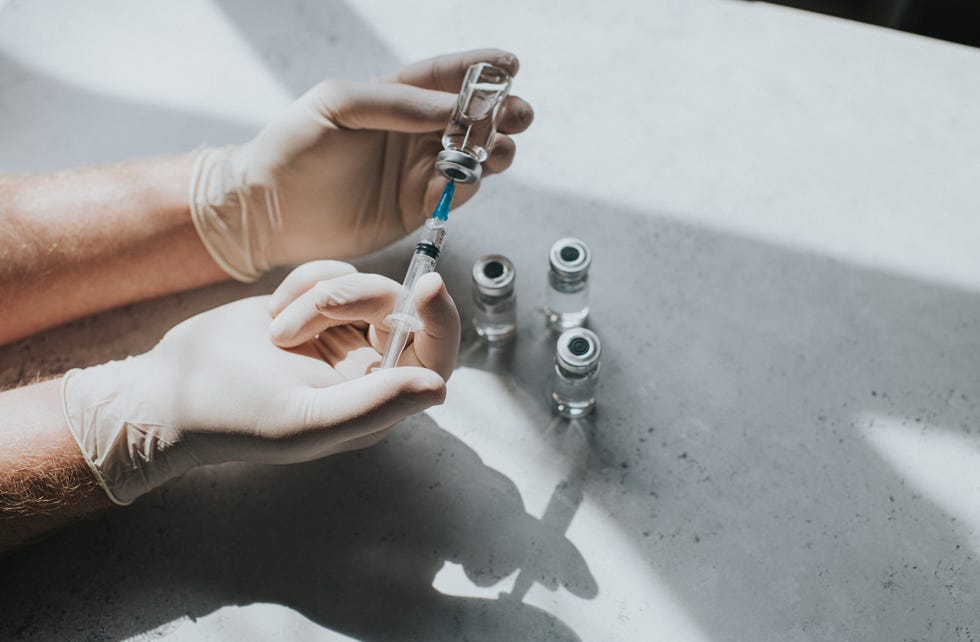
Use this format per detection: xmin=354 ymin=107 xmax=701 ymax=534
xmin=0 ymin=413 xmax=594 ymax=641
xmin=0 ymin=51 xmax=253 ymax=173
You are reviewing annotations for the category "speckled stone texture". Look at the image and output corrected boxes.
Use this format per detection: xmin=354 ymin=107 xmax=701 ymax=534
xmin=2 ymin=0 xmax=980 ymax=640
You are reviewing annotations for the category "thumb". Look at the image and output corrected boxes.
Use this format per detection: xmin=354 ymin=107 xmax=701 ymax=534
xmin=305 ymin=78 xmax=456 ymax=133
xmin=295 ymin=367 xmax=446 ymax=459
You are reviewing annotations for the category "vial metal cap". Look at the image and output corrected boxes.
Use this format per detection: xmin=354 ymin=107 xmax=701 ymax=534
xmin=436 ymin=149 xmax=482 ymax=184
xmin=549 ymin=238 xmax=592 ymax=277
xmin=472 ymin=254 xmax=515 ymax=297
xmin=556 ymin=328 xmax=601 ymax=375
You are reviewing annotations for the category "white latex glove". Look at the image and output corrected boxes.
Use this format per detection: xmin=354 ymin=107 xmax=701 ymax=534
xmin=190 ymin=49 xmax=533 ymax=281
xmin=62 ymin=261 xmax=459 ymax=505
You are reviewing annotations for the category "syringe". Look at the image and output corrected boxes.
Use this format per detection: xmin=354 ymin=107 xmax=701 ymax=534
xmin=378 ymin=180 xmax=456 ymax=369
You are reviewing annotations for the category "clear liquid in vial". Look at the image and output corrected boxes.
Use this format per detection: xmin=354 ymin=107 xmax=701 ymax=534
xmin=473 ymin=294 xmax=516 ymax=342
xmin=545 ymin=279 xmax=590 ymax=330
xmin=442 ymin=82 xmax=509 ymax=162
xmin=551 ymin=365 xmax=599 ymax=418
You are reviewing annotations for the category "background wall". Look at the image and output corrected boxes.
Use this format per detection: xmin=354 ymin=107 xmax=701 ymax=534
xmin=760 ymin=0 xmax=980 ymax=48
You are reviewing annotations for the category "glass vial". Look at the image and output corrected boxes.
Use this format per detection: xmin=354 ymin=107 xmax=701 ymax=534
xmin=435 ymin=62 xmax=512 ymax=185
xmin=472 ymin=254 xmax=516 ymax=343
xmin=545 ymin=238 xmax=591 ymax=331
xmin=551 ymin=328 xmax=601 ymax=418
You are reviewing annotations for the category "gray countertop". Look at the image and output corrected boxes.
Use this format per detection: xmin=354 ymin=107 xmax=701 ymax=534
xmin=2 ymin=0 xmax=979 ymax=639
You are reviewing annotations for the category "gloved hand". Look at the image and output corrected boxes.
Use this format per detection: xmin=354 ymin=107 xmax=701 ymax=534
xmin=62 ymin=261 xmax=459 ymax=505
xmin=190 ymin=49 xmax=533 ymax=281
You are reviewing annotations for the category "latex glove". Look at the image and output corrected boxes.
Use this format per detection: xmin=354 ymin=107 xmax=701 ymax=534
xmin=190 ymin=49 xmax=533 ymax=282
xmin=62 ymin=261 xmax=459 ymax=505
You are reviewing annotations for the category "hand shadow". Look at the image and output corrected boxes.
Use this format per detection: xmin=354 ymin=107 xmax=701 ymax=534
xmin=0 ymin=413 xmax=596 ymax=641
xmin=503 ymin=415 xmax=594 ymax=604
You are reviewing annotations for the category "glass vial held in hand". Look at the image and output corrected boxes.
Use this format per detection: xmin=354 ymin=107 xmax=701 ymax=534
xmin=551 ymin=328 xmax=601 ymax=418
xmin=435 ymin=62 xmax=512 ymax=185
xmin=545 ymin=238 xmax=591 ymax=331
xmin=472 ymin=255 xmax=517 ymax=343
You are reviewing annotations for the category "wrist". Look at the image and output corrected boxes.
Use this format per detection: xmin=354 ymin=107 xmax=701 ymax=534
xmin=61 ymin=358 xmax=199 ymax=505
xmin=189 ymin=146 xmax=281 ymax=283
xmin=0 ymin=379 xmax=112 ymax=551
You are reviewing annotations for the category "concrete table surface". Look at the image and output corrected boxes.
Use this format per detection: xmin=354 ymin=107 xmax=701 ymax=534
xmin=2 ymin=0 xmax=979 ymax=640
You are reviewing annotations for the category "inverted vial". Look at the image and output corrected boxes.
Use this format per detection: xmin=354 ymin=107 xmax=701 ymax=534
xmin=436 ymin=62 xmax=512 ymax=184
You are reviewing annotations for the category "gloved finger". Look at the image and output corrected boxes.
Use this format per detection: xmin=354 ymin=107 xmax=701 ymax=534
xmin=386 ymin=48 xmax=520 ymax=91
xmin=306 ymin=79 xmax=455 ymax=133
xmin=293 ymin=367 xmax=446 ymax=459
xmin=496 ymin=96 xmax=534 ymax=135
xmin=269 ymin=260 xmax=358 ymax=317
xmin=395 ymin=272 xmax=460 ymax=381
xmin=481 ymin=135 xmax=517 ymax=177
xmin=270 ymin=286 xmax=349 ymax=348
xmin=270 ymin=273 xmax=401 ymax=348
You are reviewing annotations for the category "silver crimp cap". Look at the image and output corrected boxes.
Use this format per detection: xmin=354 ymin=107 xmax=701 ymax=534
xmin=556 ymin=328 xmax=601 ymax=375
xmin=436 ymin=149 xmax=481 ymax=184
xmin=549 ymin=238 xmax=592 ymax=278
xmin=472 ymin=255 xmax=515 ymax=297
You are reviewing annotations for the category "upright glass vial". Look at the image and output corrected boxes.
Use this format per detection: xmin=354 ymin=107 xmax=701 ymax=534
xmin=545 ymin=238 xmax=591 ymax=331
xmin=551 ymin=328 xmax=601 ymax=418
xmin=435 ymin=62 xmax=512 ymax=185
xmin=472 ymin=254 xmax=517 ymax=343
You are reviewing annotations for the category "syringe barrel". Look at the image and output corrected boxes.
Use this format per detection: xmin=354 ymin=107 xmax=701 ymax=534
xmin=417 ymin=216 xmax=448 ymax=249
xmin=378 ymin=324 xmax=412 ymax=370
xmin=387 ymin=218 xmax=446 ymax=322
xmin=379 ymin=217 xmax=448 ymax=368
xmin=386 ymin=252 xmax=437 ymax=326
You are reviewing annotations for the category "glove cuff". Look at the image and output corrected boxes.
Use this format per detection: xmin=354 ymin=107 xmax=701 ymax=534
xmin=189 ymin=146 xmax=282 ymax=283
xmin=61 ymin=362 xmax=198 ymax=505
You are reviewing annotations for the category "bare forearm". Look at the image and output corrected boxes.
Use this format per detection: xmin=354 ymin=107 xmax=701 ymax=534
xmin=0 ymin=155 xmax=226 ymax=344
xmin=0 ymin=378 xmax=111 ymax=554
